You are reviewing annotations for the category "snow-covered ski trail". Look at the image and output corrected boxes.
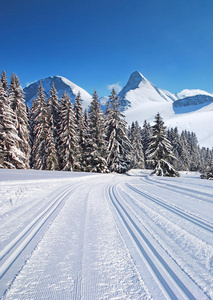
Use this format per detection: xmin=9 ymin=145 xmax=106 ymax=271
xmin=125 ymin=183 xmax=213 ymax=232
xmin=0 ymin=174 xmax=104 ymax=298
xmin=1 ymin=170 xmax=213 ymax=299
xmin=0 ymin=185 xmax=77 ymax=261
xmin=116 ymin=183 xmax=213 ymax=298
xmin=3 ymin=175 xmax=150 ymax=300
xmin=143 ymin=176 xmax=213 ymax=204
xmin=0 ymin=185 xmax=76 ymax=276
xmin=108 ymin=183 xmax=209 ymax=299
xmin=0 ymin=184 xmax=82 ymax=297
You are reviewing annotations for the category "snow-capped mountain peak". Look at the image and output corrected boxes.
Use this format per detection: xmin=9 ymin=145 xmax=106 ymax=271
xmin=118 ymin=71 xmax=147 ymax=99
xmin=24 ymin=76 xmax=92 ymax=109
xmin=127 ymin=70 xmax=147 ymax=86
xmin=118 ymin=71 xmax=174 ymax=108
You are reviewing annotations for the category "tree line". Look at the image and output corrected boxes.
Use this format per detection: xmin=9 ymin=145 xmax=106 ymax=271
xmin=0 ymin=71 xmax=212 ymax=176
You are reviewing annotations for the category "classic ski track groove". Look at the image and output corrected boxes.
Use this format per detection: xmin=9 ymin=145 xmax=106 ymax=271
xmin=142 ymin=176 xmax=213 ymax=203
xmin=0 ymin=183 xmax=78 ymax=280
xmin=125 ymin=183 xmax=213 ymax=233
xmin=108 ymin=184 xmax=202 ymax=300
xmin=72 ymin=185 xmax=92 ymax=300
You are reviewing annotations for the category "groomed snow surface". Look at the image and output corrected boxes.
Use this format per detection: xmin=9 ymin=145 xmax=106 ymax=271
xmin=0 ymin=169 xmax=212 ymax=299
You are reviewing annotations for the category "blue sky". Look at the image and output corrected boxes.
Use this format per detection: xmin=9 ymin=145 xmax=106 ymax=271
xmin=1 ymin=0 xmax=213 ymax=96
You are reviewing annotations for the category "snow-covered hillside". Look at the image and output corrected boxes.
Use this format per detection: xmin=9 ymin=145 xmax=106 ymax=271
xmin=119 ymin=71 xmax=213 ymax=148
xmin=24 ymin=76 xmax=92 ymax=109
xmin=0 ymin=169 xmax=212 ymax=299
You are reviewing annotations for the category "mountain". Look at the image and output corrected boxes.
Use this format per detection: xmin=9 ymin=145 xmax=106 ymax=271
xmin=24 ymin=76 xmax=92 ymax=109
xmin=118 ymin=71 xmax=213 ymax=109
xmin=119 ymin=71 xmax=213 ymax=148
xmin=118 ymin=71 xmax=176 ymax=108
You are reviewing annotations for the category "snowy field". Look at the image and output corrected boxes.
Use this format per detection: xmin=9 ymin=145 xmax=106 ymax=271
xmin=0 ymin=169 xmax=213 ymax=299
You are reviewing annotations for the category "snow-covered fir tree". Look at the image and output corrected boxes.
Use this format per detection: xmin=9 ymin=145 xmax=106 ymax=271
xmin=84 ymin=90 xmax=108 ymax=173
xmin=84 ymin=109 xmax=88 ymax=128
xmin=9 ymin=73 xmax=30 ymax=169
xmin=46 ymin=114 xmax=59 ymax=171
xmin=146 ymin=113 xmax=179 ymax=177
xmin=1 ymin=70 xmax=8 ymax=92
xmin=31 ymin=83 xmax=58 ymax=170
xmin=200 ymin=147 xmax=213 ymax=173
xmin=167 ymin=127 xmax=182 ymax=170
xmin=73 ymin=92 xmax=86 ymax=170
xmin=48 ymin=83 xmax=60 ymax=145
xmin=79 ymin=109 xmax=91 ymax=172
xmin=0 ymin=82 xmax=25 ymax=169
xmin=74 ymin=92 xmax=84 ymax=132
xmin=179 ymin=130 xmax=191 ymax=171
xmin=200 ymin=147 xmax=213 ymax=179
xmin=105 ymin=88 xmax=132 ymax=173
xmin=129 ymin=121 xmax=144 ymax=169
xmin=187 ymin=131 xmax=201 ymax=171
xmin=141 ymin=120 xmax=152 ymax=167
xmin=29 ymin=98 xmax=37 ymax=167
xmin=58 ymin=92 xmax=77 ymax=171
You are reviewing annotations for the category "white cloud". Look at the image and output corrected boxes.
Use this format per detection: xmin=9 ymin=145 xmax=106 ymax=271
xmin=25 ymin=81 xmax=36 ymax=87
xmin=107 ymin=82 xmax=122 ymax=93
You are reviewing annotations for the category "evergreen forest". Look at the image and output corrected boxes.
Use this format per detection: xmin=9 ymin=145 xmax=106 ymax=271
xmin=0 ymin=71 xmax=212 ymax=177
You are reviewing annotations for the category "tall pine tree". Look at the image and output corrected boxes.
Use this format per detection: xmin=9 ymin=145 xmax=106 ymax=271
xmin=1 ymin=70 xmax=8 ymax=92
xmin=48 ymin=84 xmax=60 ymax=144
xmin=31 ymin=83 xmax=58 ymax=170
xmin=58 ymin=92 xmax=77 ymax=171
xmin=129 ymin=121 xmax=144 ymax=169
xmin=179 ymin=130 xmax=191 ymax=171
xmin=85 ymin=90 xmax=108 ymax=173
xmin=105 ymin=88 xmax=132 ymax=173
xmin=146 ymin=113 xmax=179 ymax=176
xmin=73 ymin=92 xmax=85 ymax=170
xmin=141 ymin=120 xmax=152 ymax=167
xmin=9 ymin=73 xmax=30 ymax=169
xmin=0 ymin=82 xmax=24 ymax=168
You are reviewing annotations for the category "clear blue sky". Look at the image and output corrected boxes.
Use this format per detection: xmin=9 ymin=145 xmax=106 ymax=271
xmin=1 ymin=0 xmax=213 ymax=96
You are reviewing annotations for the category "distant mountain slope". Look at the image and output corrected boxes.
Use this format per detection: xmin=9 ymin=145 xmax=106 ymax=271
xmin=173 ymin=95 xmax=213 ymax=114
xmin=120 ymin=71 xmax=213 ymax=148
xmin=24 ymin=76 xmax=92 ymax=109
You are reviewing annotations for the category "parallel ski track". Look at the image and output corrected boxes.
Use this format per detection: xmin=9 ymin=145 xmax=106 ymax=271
xmin=125 ymin=183 xmax=213 ymax=233
xmin=108 ymin=184 xmax=203 ymax=300
xmin=0 ymin=183 xmax=78 ymax=280
xmin=142 ymin=176 xmax=213 ymax=204
xmin=149 ymin=176 xmax=213 ymax=190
